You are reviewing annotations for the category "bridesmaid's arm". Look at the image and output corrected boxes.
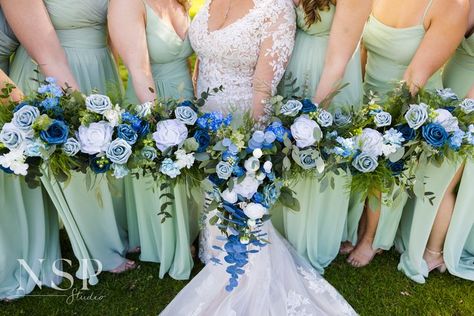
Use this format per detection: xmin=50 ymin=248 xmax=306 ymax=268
xmin=403 ymin=0 xmax=469 ymax=95
xmin=467 ymin=83 xmax=474 ymax=99
xmin=0 ymin=0 xmax=79 ymax=90
xmin=0 ymin=69 xmax=23 ymax=104
xmin=192 ymin=58 xmax=199 ymax=97
xmin=108 ymin=0 xmax=156 ymax=103
xmin=360 ymin=42 xmax=368 ymax=80
xmin=313 ymin=0 xmax=372 ymax=106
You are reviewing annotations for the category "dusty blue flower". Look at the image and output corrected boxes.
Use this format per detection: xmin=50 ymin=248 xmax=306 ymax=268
xmin=40 ymin=120 xmax=69 ymax=145
xmin=106 ymin=138 xmax=132 ymax=164
xmin=352 ymin=153 xmax=378 ymax=173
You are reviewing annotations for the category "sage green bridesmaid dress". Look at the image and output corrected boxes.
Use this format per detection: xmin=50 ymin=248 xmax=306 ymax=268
xmin=275 ymin=4 xmax=363 ymax=273
xmin=0 ymin=9 xmax=61 ymax=300
xmin=123 ymin=2 xmax=199 ymax=280
xmin=346 ymin=1 xmax=442 ymax=252
xmin=395 ymin=34 xmax=474 ymax=283
xmin=9 ymin=0 xmax=130 ymax=280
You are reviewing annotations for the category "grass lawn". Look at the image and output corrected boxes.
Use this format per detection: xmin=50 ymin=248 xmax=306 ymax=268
xmin=1 ymin=231 xmax=473 ymax=316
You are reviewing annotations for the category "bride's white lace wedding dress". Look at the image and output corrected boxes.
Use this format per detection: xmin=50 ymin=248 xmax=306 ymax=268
xmin=160 ymin=0 xmax=357 ymax=315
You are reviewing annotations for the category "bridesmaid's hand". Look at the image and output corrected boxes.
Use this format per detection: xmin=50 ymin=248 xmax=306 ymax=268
xmin=466 ymin=84 xmax=474 ymax=99
xmin=0 ymin=69 xmax=24 ymax=105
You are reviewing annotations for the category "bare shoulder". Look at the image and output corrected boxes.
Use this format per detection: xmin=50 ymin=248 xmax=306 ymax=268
xmin=431 ymin=0 xmax=469 ymax=20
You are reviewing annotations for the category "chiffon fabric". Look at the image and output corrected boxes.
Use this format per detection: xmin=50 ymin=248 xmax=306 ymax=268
xmin=344 ymin=1 xmax=440 ymax=252
xmin=123 ymin=1 xmax=199 ymax=280
xmin=0 ymin=9 xmax=61 ymax=300
xmin=275 ymin=4 xmax=364 ymax=274
xmin=395 ymin=33 xmax=474 ymax=283
xmin=9 ymin=0 xmax=129 ymax=282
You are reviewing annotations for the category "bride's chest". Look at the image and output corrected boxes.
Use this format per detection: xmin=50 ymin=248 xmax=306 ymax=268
xmin=189 ymin=10 xmax=267 ymax=64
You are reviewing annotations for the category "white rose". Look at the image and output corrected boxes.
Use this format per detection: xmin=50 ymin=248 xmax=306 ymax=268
xmin=136 ymin=101 xmax=153 ymax=118
xmin=221 ymin=189 xmax=238 ymax=204
xmin=433 ymin=109 xmax=459 ymax=132
xmin=85 ymin=94 xmax=112 ymax=114
xmin=233 ymin=175 xmax=260 ymax=199
xmin=253 ymin=148 xmax=263 ymax=159
xmin=357 ymin=128 xmax=383 ymax=157
xmin=153 ymin=119 xmax=188 ymax=152
xmin=103 ymin=105 xmax=123 ymax=127
xmin=263 ymin=161 xmax=272 ymax=173
xmin=290 ymin=116 xmax=321 ymax=148
xmin=77 ymin=121 xmax=113 ymax=155
xmin=244 ymin=157 xmax=260 ymax=173
xmin=243 ymin=203 xmax=267 ymax=220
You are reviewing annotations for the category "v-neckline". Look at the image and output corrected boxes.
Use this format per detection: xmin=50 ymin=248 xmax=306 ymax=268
xmin=205 ymin=0 xmax=257 ymax=34
xmin=144 ymin=1 xmax=189 ymax=42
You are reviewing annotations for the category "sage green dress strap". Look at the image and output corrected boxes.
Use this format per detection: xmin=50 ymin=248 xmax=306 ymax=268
xmin=347 ymin=5 xmax=442 ymax=252
xmin=275 ymin=4 xmax=363 ymax=273
xmin=9 ymin=0 xmax=129 ymax=279
xmin=123 ymin=2 xmax=198 ymax=280
xmin=397 ymin=34 xmax=474 ymax=283
xmin=0 ymin=9 xmax=61 ymax=300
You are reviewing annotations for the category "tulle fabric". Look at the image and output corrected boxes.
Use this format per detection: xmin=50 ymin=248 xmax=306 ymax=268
xmin=161 ymin=222 xmax=357 ymax=316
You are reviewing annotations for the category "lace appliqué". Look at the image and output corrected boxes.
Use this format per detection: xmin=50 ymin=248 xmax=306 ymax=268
xmin=286 ymin=290 xmax=312 ymax=316
xmin=189 ymin=0 xmax=296 ymax=114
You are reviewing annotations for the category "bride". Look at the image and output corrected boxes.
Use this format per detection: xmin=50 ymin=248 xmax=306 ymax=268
xmin=161 ymin=0 xmax=357 ymax=314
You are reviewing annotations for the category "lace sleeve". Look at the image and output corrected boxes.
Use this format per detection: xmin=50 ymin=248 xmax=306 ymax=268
xmin=252 ymin=0 xmax=296 ymax=120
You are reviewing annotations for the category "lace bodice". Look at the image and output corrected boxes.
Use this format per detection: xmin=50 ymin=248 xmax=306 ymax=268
xmin=189 ymin=0 xmax=296 ymax=113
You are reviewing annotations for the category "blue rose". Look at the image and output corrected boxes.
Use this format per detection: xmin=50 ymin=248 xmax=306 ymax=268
xmin=422 ymin=123 xmax=448 ymax=148
xmin=216 ymin=161 xmax=233 ymax=180
xmin=90 ymin=156 xmax=111 ymax=174
xmin=404 ymin=103 xmax=428 ymax=130
xmin=25 ymin=139 xmax=47 ymax=157
xmin=374 ymin=111 xmax=392 ymax=127
xmin=233 ymin=165 xmax=245 ymax=177
xmin=334 ymin=109 xmax=352 ymax=126
xmin=194 ymin=130 xmax=210 ymax=153
xmin=62 ymin=138 xmax=81 ymax=156
xmin=264 ymin=131 xmax=276 ymax=144
xmin=0 ymin=123 xmax=27 ymax=150
xmin=12 ymin=105 xmax=40 ymax=130
xmin=436 ymin=88 xmax=458 ymax=101
xmin=175 ymin=106 xmax=198 ymax=125
xmin=301 ymin=99 xmax=317 ymax=113
xmin=280 ymin=100 xmax=303 ymax=116
xmin=208 ymin=174 xmax=225 ymax=186
xmin=317 ymin=110 xmax=333 ymax=127
xmin=159 ymin=158 xmax=181 ymax=178
xmin=179 ymin=100 xmax=194 ymax=108
xmin=85 ymin=94 xmax=112 ymax=114
xmin=395 ymin=124 xmax=416 ymax=142
xmin=117 ymin=124 xmax=138 ymax=145
xmin=141 ymin=146 xmax=157 ymax=161
xmin=252 ymin=192 xmax=264 ymax=204
xmin=40 ymin=120 xmax=69 ymax=145
xmin=352 ymin=153 xmax=378 ymax=173
xmin=106 ymin=138 xmax=132 ymax=164
xmin=298 ymin=148 xmax=319 ymax=170
xmin=132 ymin=120 xmax=150 ymax=138
xmin=223 ymin=151 xmax=238 ymax=163
xmin=387 ymin=160 xmax=405 ymax=176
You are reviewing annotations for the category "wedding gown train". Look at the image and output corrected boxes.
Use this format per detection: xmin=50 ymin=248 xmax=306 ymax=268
xmin=161 ymin=0 xmax=357 ymax=314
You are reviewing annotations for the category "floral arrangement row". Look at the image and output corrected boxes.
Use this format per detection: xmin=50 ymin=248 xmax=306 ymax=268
xmin=0 ymin=79 xmax=472 ymax=290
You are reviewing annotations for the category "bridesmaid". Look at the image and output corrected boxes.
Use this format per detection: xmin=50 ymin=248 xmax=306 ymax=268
xmin=347 ymin=0 xmax=469 ymax=267
xmin=396 ymin=2 xmax=473 ymax=283
xmin=276 ymin=0 xmax=372 ymax=273
xmin=3 ymin=0 xmax=136 ymax=277
xmin=0 ymin=8 xmax=61 ymax=300
xmin=109 ymin=0 xmax=199 ymax=280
